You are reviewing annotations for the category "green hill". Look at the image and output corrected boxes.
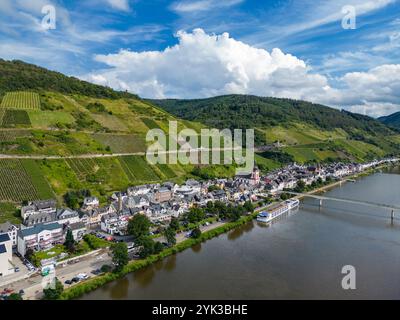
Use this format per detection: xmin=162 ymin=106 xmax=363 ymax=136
xmin=0 ymin=60 xmax=206 ymax=213
xmin=0 ymin=59 xmax=136 ymax=99
xmin=150 ymin=95 xmax=400 ymax=167
xmin=0 ymin=59 xmax=399 ymax=219
xmin=379 ymin=111 xmax=400 ymax=129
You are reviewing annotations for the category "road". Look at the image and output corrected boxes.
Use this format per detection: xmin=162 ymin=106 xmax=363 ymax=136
xmin=0 ymin=147 xmax=242 ymax=160
xmin=0 ymin=249 xmax=111 ymax=300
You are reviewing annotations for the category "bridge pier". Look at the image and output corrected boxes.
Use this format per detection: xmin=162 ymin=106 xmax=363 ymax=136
xmin=319 ymin=199 xmax=323 ymax=208
xmin=391 ymin=210 xmax=395 ymax=224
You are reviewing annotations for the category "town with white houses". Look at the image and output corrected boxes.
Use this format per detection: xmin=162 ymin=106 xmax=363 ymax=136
xmin=0 ymin=157 xmax=399 ymax=292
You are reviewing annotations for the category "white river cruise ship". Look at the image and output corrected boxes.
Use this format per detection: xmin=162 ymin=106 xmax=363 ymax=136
xmin=257 ymin=199 xmax=300 ymax=223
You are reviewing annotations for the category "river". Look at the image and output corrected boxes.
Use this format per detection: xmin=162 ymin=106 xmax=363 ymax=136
xmin=82 ymin=167 xmax=400 ymax=299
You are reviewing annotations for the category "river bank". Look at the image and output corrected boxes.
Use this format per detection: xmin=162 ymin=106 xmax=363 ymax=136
xmin=60 ymin=163 xmax=399 ymax=300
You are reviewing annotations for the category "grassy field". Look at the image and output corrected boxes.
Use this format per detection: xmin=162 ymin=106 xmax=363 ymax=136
xmin=92 ymin=134 xmax=147 ymax=153
xmin=262 ymin=123 xmax=348 ymax=145
xmin=90 ymin=113 xmax=129 ymax=132
xmin=141 ymin=117 xmax=161 ymax=130
xmin=66 ymin=157 xmax=130 ymax=193
xmin=0 ymin=202 xmax=20 ymax=224
xmin=39 ymin=159 xmax=82 ymax=199
xmin=1 ymin=91 xmax=41 ymax=110
xmin=28 ymin=110 xmax=75 ymax=128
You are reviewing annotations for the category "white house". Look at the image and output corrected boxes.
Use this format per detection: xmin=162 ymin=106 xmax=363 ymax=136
xmin=83 ymin=197 xmax=100 ymax=209
xmin=56 ymin=208 xmax=80 ymax=225
xmin=17 ymin=222 xmax=64 ymax=257
xmin=0 ymin=233 xmax=13 ymax=277
xmin=21 ymin=199 xmax=57 ymax=221
xmin=101 ymin=214 xmax=129 ymax=235
xmin=0 ymin=222 xmax=18 ymax=247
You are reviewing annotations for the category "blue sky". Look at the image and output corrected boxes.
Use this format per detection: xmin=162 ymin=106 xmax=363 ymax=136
xmin=0 ymin=0 xmax=399 ymax=116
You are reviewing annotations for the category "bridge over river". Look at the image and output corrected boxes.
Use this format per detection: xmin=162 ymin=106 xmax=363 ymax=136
xmin=280 ymin=191 xmax=400 ymax=222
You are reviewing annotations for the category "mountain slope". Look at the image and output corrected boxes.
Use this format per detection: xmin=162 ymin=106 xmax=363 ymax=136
xmin=0 ymin=60 xmax=204 ymax=208
xmin=0 ymin=59 xmax=136 ymax=99
xmin=150 ymin=95 xmax=400 ymax=166
xmin=379 ymin=111 xmax=400 ymax=129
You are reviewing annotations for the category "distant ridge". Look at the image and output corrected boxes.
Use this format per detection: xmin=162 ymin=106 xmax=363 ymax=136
xmin=379 ymin=111 xmax=400 ymax=129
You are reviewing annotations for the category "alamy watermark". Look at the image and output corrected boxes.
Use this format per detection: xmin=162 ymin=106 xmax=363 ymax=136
xmin=146 ymin=121 xmax=255 ymax=175
xmin=41 ymin=5 xmax=56 ymax=30
xmin=341 ymin=265 xmax=356 ymax=290
xmin=342 ymin=5 xmax=356 ymax=30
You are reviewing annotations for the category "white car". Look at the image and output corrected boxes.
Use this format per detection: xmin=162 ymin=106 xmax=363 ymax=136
xmin=77 ymin=273 xmax=89 ymax=280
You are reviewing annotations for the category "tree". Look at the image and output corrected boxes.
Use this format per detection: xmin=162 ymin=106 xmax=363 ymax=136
xmin=138 ymin=237 xmax=156 ymax=259
xmin=43 ymin=278 xmax=64 ymax=300
xmin=191 ymin=228 xmax=202 ymax=239
xmin=187 ymin=208 xmax=205 ymax=223
xmin=64 ymin=229 xmax=75 ymax=253
xmin=25 ymin=248 xmax=34 ymax=261
xmin=229 ymin=207 xmax=242 ymax=222
xmin=169 ymin=217 xmax=180 ymax=231
xmin=7 ymin=293 xmax=23 ymax=300
xmin=295 ymin=180 xmax=306 ymax=192
xmin=128 ymin=214 xmax=151 ymax=241
xmin=154 ymin=241 xmax=164 ymax=254
xmin=111 ymin=242 xmax=129 ymax=272
xmin=243 ymin=201 xmax=254 ymax=213
xmin=164 ymin=227 xmax=176 ymax=247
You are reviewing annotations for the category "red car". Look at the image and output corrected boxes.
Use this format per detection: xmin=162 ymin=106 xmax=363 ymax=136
xmin=1 ymin=288 xmax=13 ymax=295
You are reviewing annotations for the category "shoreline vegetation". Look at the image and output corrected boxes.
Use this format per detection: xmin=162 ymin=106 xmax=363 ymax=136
xmin=58 ymin=163 xmax=397 ymax=300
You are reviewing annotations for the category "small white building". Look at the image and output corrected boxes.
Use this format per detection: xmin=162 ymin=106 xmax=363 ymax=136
xmin=0 ymin=222 xmax=18 ymax=247
xmin=83 ymin=197 xmax=100 ymax=208
xmin=0 ymin=233 xmax=13 ymax=277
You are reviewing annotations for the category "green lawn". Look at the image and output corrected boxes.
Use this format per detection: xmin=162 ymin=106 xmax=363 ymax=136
xmin=0 ymin=202 xmax=20 ymax=224
xmin=28 ymin=110 xmax=75 ymax=128
xmin=92 ymin=133 xmax=147 ymax=153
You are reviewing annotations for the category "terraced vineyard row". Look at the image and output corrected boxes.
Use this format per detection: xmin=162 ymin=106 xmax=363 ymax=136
xmin=0 ymin=110 xmax=31 ymax=127
xmin=0 ymin=129 xmax=32 ymax=141
xmin=66 ymin=158 xmax=98 ymax=180
xmin=156 ymin=164 xmax=178 ymax=179
xmin=1 ymin=91 xmax=41 ymax=110
xmin=0 ymin=159 xmax=52 ymax=202
xmin=119 ymin=156 xmax=161 ymax=181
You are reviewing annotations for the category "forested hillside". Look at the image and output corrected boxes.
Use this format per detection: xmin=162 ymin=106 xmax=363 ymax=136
xmin=0 ymin=59 xmax=136 ymax=99
xmin=379 ymin=112 xmax=400 ymax=129
xmin=150 ymin=95 xmax=393 ymax=136
xmin=150 ymin=95 xmax=400 ymax=170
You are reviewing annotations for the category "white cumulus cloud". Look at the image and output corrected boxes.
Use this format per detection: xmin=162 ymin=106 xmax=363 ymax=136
xmin=84 ymin=29 xmax=400 ymax=117
xmin=106 ymin=0 xmax=130 ymax=11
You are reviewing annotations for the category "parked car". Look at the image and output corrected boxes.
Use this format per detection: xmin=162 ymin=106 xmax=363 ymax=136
xmin=71 ymin=277 xmax=80 ymax=283
xmin=14 ymin=267 xmax=20 ymax=272
xmin=91 ymin=269 xmax=100 ymax=275
xmin=77 ymin=273 xmax=89 ymax=280
xmin=64 ymin=280 xmax=72 ymax=285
